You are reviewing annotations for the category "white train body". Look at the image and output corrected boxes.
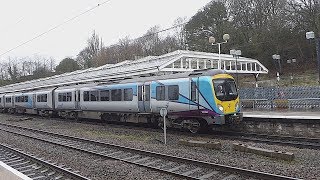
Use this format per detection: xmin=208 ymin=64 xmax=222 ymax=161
xmin=0 ymin=94 xmax=5 ymax=110
xmin=0 ymin=70 xmax=242 ymax=133
xmin=35 ymin=89 xmax=55 ymax=110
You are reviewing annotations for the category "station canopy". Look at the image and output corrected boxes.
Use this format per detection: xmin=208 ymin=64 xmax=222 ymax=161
xmin=0 ymin=50 xmax=268 ymax=93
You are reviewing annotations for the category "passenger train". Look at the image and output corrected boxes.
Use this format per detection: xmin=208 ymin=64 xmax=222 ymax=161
xmin=0 ymin=69 xmax=242 ymax=133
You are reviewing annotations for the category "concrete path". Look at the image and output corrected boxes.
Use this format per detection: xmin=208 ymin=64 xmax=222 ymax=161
xmin=243 ymin=110 xmax=320 ymax=120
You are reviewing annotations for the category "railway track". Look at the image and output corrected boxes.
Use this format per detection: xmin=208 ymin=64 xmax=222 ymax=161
xmin=12 ymin=114 xmax=320 ymax=149
xmin=0 ymin=142 xmax=89 ymax=180
xmin=40 ymin=114 xmax=320 ymax=150
xmin=213 ymin=131 xmax=320 ymax=150
xmin=0 ymin=122 xmax=299 ymax=180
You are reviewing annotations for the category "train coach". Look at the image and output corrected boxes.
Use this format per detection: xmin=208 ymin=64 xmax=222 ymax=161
xmin=0 ymin=69 xmax=242 ymax=133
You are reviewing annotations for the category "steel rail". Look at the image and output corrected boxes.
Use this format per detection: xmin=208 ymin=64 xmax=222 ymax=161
xmin=0 ymin=142 xmax=89 ymax=180
xmin=0 ymin=122 xmax=300 ymax=180
xmin=213 ymin=131 xmax=320 ymax=149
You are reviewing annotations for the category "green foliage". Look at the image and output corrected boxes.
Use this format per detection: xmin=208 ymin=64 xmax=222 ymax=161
xmin=56 ymin=58 xmax=80 ymax=74
xmin=184 ymin=0 xmax=320 ymax=73
xmin=33 ymin=67 xmax=52 ymax=79
xmin=185 ymin=1 xmax=232 ymax=52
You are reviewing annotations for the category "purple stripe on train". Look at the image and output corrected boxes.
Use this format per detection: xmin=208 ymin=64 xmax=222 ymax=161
xmin=169 ymin=109 xmax=220 ymax=117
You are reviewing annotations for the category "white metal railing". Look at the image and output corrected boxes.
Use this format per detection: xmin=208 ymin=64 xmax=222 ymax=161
xmin=241 ymin=98 xmax=320 ymax=110
xmin=0 ymin=50 xmax=268 ymax=93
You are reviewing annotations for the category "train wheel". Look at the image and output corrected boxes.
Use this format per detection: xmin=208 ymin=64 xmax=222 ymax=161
xmin=188 ymin=119 xmax=201 ymax=133
xmin=187 ymin=119 xmax=207 ymax=134
xmin=69 ymin=112 xmax=78 ymax=120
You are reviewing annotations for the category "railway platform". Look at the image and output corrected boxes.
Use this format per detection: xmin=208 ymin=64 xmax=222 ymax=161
xmin=0 ymin=161 xmax=32 ymax=180
xmin=243 ymin=110 xmax=320 ymax=120
xmin=241 ymin=110 xmax=320 ymax=138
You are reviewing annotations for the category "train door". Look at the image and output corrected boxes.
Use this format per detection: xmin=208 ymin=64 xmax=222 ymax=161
xmin=33 ymin=94 xmax=36 ymax=108
xmin=190 ymin=78 xmax=200 ymax=112
xmin=138 ymin=83 xmax=151 ymax=113
xmin=75 ymin=90 xmax=80 ymax=109
xmin=144 ymin=83 xmax=151 ymax=112
xmin=11 ymin=96 xmax=14 ymax=108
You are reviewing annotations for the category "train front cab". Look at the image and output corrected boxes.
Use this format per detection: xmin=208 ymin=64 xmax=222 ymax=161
xmin=212 ymin=74 xmax=243 ymax=124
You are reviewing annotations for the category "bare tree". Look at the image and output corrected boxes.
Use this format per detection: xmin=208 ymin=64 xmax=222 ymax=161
xmin=7 ymin=58 xmax=20 ymax=82
xmin=77 ymin=31 xmax=103 ymax=68
xmin=173 ymin=17 xmax=188 ymax=49
xmin=288 ymin=0 xmax=320 ymax=35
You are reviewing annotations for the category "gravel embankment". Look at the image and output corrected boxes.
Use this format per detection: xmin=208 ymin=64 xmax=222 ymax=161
xmin=0 ymin=113 xmax=319 ymax=179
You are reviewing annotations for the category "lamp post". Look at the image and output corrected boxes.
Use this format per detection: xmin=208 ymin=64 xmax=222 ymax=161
xmin=209 ymin=34 xmax=230 ymax=69
xmin=199 ymin=30 xmax=230 ymax=69
xmin=306 ymin=31 xmax=320 ymax=83
xmin=230 ymin=49 xmax=241 ymax=88
xmin=272 ymin=54 xmax=281 ymax=82
xmin=287 ymin=58 xmax=296 ymax=84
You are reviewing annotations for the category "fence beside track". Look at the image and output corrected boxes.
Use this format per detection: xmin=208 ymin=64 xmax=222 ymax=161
xmin=239 ymin=86 xmax=320 ymax=110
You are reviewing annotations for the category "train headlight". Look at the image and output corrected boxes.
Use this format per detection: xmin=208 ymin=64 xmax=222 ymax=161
xmin=218 ymin=104 xmax=224 ymax=112
xmin=235 ymin=102 xmax=239 ymax=111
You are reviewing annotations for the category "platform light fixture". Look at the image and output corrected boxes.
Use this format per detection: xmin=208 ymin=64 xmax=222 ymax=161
xmin=272 ymin=54 xmax=281 ymax=82
xmin=287 ymin=59 xmax=297 ymax=84
xmin=200 ymin=29 xmax=230 ymax=70
xmin=208 ymin=33 xmax=230 ymax=69
xmin=306 ymin=31 xmax=320 ymax=84
xmin=230 ymin=49 xmax=241 ymax=88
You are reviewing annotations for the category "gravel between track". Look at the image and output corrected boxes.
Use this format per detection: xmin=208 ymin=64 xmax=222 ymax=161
xmin=0 ymin=113 xmax=319 ymax=179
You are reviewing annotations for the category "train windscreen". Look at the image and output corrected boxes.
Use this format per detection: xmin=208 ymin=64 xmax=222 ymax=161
xmin=213 ymin=78 xmax=238 ymax=101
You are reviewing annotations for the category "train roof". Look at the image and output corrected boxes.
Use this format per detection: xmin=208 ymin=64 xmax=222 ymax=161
xmin=113 ymin=69 xmax=228 ymax=84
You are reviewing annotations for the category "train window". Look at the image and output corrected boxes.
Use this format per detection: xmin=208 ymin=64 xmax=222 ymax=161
xmin=40 ymin=94 xmax=47 ymax=102
xmin=156 ymin=86 xmax=165 ymax=101
xmin=62 ymin=93 xmax=67 ymax=101
xmin=58 ymin=93 xmax=62 ymax=102
xmin=124 ymin=88 xmax=133 ymax=101
xmin=168 ymin=85 xmax=179 ymax=100
xmin=25 ymin=96 xmax=28 ymax=102
xmin=15 ymin=97 xmax=18 ymax=102
xmin=111 ymin=89 xmax=122 ymax=101
xmin=37 ymin=94 xmax=46 ymax=102
xmin=21 ymin=96 xmax=25 ymax=102
xmin=6 ymin=97 xmax=11 ymax=103
xmin=100 ymin=90 xmax=109 ymax=101
xmin=66 ymin=92 xmax=72 ymax=101
xmin=58 ymin=93 xmax=69 ymax=102
xmin=191 ymin=81 xmax=197 ymax=101
xmin=0 ymin=98 xmax=1 ymax=103
xmin=83 ymin=91 xmax=89 ymax=101
xmin=213 ymin=79 xmax=238 ymax=101
xmin=90 ymin=91 xmax=98 ymax=101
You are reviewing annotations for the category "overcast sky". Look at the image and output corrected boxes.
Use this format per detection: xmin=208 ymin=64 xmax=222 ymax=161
xmin=0 ymin=0 xmax=211 ymax=63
